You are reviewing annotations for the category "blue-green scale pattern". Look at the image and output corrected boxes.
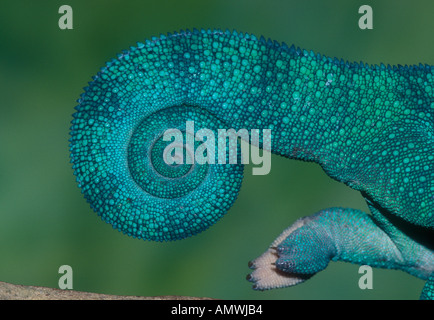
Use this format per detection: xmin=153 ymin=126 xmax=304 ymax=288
xmin=70 ymin=29 xmax=434 ymax=299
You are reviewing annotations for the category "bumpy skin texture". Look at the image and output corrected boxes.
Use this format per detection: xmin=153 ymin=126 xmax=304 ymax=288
xmin=70 ymin=29 xmax=434 ymax=299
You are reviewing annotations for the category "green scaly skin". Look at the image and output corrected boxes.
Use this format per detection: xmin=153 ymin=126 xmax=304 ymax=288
xmin=69 ymin=29 xmax=434 ymax=299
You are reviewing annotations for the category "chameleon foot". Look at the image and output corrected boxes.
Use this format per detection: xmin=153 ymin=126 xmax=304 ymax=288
xmin=248 ymin=207 xmax=434 ymax=295
xmin=247 ymin=216 xmax=317 ymax=290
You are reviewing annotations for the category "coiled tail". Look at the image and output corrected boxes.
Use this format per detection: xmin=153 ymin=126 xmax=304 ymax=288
xmin=69 ymin=29 xmax=261 ymax=241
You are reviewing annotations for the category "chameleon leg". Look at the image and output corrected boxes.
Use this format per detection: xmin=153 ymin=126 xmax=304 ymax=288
xmin=248 ymin=207 xmax=434 ymax=292
xmin=420 ymin=275 xmax=434 ymax=300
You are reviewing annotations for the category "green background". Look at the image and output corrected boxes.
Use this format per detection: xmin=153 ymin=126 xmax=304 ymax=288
xmin=0 ymin=0 xmax=433 ymax=300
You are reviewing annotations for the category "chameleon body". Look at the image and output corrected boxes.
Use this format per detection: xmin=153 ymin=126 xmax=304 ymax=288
xmin=69 ymin=29 xmax=434 ymax=299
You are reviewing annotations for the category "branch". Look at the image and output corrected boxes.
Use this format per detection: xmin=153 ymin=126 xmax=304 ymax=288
xmin=0 ymin=281 xmax=212 ymax=300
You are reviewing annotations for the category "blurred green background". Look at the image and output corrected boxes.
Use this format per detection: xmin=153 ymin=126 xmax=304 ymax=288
xmin=0 ymin=0 xmax=433 ymax=300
